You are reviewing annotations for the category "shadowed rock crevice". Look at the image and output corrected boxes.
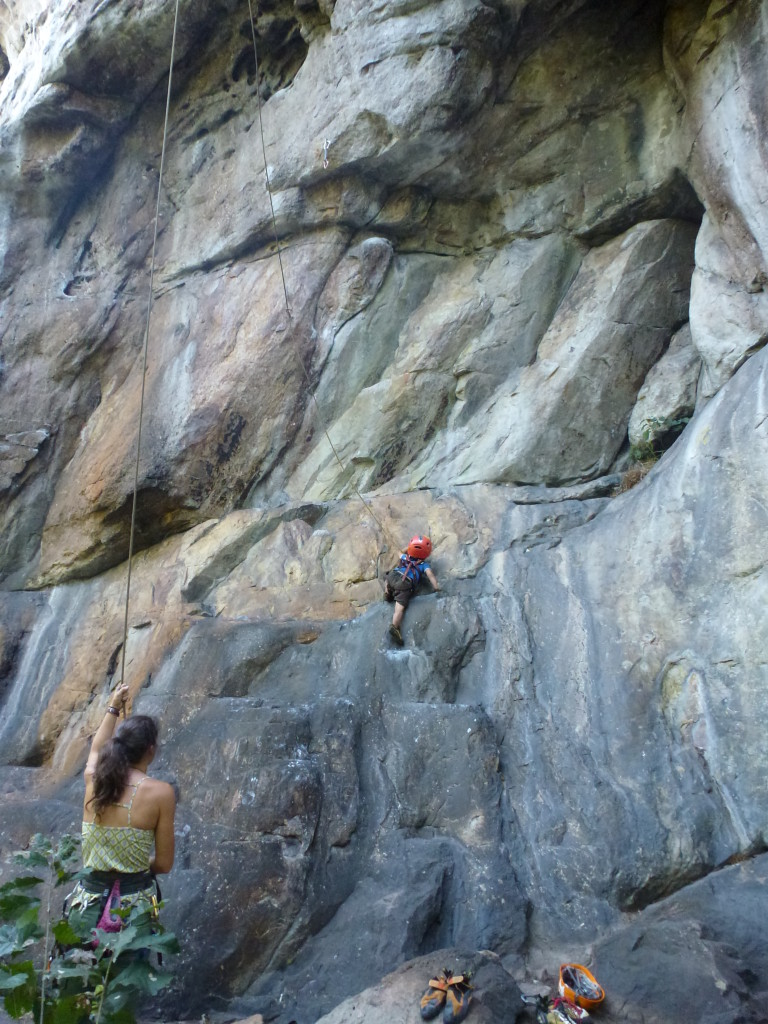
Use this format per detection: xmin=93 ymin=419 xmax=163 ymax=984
xmin=577 ymin=168 xmax=705 ymax=244
xmin=232 ymin=3 xmax=313 ymax=101
xmin=625 ymin=834 xmax=768 ymax=915
xmin=36 ymin=486 xmax=206 ymax=585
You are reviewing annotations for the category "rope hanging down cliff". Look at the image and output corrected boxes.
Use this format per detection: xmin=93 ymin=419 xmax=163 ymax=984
xmin=117 ymin=0 xmax=397 ymax=690
xmin=117 ymin=0 xmax=182 ymax=699
xmin=244 ymin=0 xmax=393 ymax=554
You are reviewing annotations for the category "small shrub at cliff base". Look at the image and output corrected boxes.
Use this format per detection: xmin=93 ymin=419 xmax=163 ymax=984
xmin=620 ymin=414 xmax=691 ymax=493
xmin=0 ymin=834 xmax=178 ymax=1024
xmin=628 ymin=414 xmax=691 ymax=463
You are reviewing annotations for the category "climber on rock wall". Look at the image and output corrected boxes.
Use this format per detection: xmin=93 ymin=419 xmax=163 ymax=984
xmin=384 ymin=534 xmax=440 ymax=646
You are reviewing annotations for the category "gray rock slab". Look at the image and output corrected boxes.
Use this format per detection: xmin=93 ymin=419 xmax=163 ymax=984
xmin=411 ymin=220 xmax=696 ymax=488
xmin=628 ymin=323 xmax=700 ymax=449
xmin=593 ymin=855 xmax=768 ymax=1024
xmin=243 ymin=949 xmax=524 ymax=1024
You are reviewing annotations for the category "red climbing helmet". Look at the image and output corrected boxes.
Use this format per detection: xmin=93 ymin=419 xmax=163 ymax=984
xmin=407 ymin=535 xmax=432 ymax=559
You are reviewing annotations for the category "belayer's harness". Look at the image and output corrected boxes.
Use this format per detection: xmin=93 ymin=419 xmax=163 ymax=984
xmin=82 ymin=869 xmax=160 ymax=903
xmin=78 ymin=870 xmax=161 ymax=943
xmin=56 ymin=870 xmax=163 ymax=969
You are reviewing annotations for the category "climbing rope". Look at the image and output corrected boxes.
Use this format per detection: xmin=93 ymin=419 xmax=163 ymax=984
xmin=245 ymin=0 xmax=395 ymax=558
xmin=117 ymin=0 xmax=182 ymax=701
xmin=116 ymin=0 xmax=406 ymax=693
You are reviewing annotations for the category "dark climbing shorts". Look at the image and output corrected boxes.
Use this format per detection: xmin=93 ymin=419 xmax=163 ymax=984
xmin=386 ymin=569 xmax=415 ymax=607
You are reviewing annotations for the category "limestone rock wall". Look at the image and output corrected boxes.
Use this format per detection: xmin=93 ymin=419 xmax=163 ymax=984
xmin=2 ymin=2 xmax=768 ymax=1022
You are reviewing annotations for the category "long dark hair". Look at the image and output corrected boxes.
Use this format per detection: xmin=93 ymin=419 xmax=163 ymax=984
xmin=89 ymin=715 xmax=158 ymax=818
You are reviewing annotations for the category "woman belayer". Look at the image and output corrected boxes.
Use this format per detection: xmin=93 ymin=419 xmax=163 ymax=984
xmin=66 ymin=684 xmax=176 ymax=935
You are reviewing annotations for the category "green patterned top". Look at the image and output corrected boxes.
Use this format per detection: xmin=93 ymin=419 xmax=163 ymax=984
xmin=82 ymin=778 xmax=153 ymax=873
xmin=81 ymin=821 xmax=154 ymax=873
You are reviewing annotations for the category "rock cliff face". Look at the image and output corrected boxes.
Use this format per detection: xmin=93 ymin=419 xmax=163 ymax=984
xmin=2 ymin=1 xmax=768 ymax=1022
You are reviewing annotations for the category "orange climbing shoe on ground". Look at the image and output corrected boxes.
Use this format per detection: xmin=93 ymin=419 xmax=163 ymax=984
xmin=443 ymin=973 xmax=473 ymax=1024
xmin=420 ymin=971 xmax=450 ymax=1020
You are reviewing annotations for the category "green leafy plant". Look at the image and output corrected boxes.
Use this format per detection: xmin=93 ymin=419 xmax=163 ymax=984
xmin=628 ymin=414 xmax=691 ymax=464
xmin=0 ymin=834 xmax=178 ymax=1024
xmin=618 ymin=413 xmax=692 ymax=494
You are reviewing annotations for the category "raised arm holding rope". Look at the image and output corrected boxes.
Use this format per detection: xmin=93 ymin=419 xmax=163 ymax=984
xmin=66 ymin=685 xmax=176 ymax=935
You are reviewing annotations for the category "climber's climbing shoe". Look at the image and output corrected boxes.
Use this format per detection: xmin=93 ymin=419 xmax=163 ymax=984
xmin=420 ymin=971 xmax=450 ymax=1020
xmin=443 ymin=973 xmax=473 ymax=1024
xmin=389 ymin=624 xmax=404 ymax=646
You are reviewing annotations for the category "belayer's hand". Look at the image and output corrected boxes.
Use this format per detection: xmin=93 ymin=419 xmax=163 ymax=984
xmin=112 ymin=684 xmax=130 ymax=707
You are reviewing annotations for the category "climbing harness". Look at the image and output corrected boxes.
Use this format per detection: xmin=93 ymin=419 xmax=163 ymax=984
xmin=392 ymin=553 xmax=424 ymax=586
xmin=389 ymin=537 xmax=432 ymax=587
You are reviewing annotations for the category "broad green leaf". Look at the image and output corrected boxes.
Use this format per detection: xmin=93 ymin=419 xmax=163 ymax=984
xmin=0 ymin=894 xmax=40 ymax=922
xmin=0 ymin=876 xmax=43 ymax=894
xmin=14 ymin=851 xmax=49 ymax=869
xmin=100 ymin=1000 xmax=135 ymax=1024
xmin=102 ymin=927 xmax=179 ymax=960
xmin=55 ymin=835 xmax=80 ymax=861
xmin=0 ymin=923 xmax=24 ymax=958
xmin=45 ymin=992 xmax=92 ymax=1024
xmin=0 ymin=961 xmax=35 ymax=1017
xmin=64 ymin=909 xmax=95 ymax=944
xmin=3 ymin=985 xmax=35 ymax=1018
xmin=140 ymin=931 xmax=180 ymax=955
xmin=54 ymin=838 xmax=82 ymax=886
xmin=53 ymin=919 xmax=82 ymax=947
xmin=101 ymin=985 xmax=132 ymax=1016
xmin=15 ymin=905 xmax=42 ymax=945
xmin=110 ymin=959 xmax=174 ymax=995
xmin=48 ymin=961 xmax=94 ymax=984
xmin=0 ymin=973 xmax=30 ymax=992
xmin=55 ymin=868 xmax=79 ymax=887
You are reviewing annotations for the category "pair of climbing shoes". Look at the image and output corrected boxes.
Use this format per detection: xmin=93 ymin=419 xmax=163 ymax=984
xmin=420 ymin=968 xmax=473 ymax=1024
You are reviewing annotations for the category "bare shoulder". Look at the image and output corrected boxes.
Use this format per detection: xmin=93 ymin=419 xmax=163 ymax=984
xmin=146 ymin=778 xmax=176 ymax=806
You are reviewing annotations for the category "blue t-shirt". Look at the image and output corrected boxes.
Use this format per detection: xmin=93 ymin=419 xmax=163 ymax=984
xmin=396 ymin=553 xmax=431 ymax=585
